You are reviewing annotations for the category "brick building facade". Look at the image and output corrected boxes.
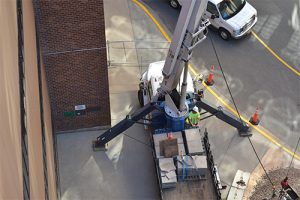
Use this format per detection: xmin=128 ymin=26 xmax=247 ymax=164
xmin=34 ymin=0 xmax=111 ymax=131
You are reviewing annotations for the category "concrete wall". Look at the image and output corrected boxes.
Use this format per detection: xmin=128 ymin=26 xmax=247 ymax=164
xmin=0 ymin=0 xmax=57 ymax=199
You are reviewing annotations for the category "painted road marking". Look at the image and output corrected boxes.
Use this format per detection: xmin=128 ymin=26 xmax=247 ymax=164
xmin=251 ymin=31 xmax=300 ymax=77
xmin=132 ymin=0 xmax=172 ymax=42
xmin=132 ymin=0 xmax=300 ymax=160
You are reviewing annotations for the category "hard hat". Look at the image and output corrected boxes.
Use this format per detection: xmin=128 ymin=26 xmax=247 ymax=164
xmin=193 ymin=106 xmax=199 ymax=112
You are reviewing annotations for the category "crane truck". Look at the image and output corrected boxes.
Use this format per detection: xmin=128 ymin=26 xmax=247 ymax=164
xmin=93 ymin=0 xmax=252 ymax=199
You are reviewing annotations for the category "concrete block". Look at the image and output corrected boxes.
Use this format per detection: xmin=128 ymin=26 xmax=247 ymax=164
xmin=170 ymin=131 xmax=184 ymax=143
xmin=185 ymin=129 xmax=202 ymax=142
xmin=161 ymin=171 xmax=177 ymax=189
xmin=159 ymin=158 xmax=177 ymax=189
xmin=159 ymin=158 xmax=176 ymax=172
xmin=176 ymin=155 xmax=207 ymax=181
xmin=187 ymin=140 xmax=205 ymax=155
xmin=193 ymin=155 xmax=208 ymax=169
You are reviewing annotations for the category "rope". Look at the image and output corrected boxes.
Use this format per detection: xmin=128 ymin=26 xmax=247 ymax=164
xmin=209 ymin=35 xmax=274 ymax=186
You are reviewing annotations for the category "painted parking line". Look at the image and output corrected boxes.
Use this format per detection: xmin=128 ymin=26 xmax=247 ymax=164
xmin=251 ymin=31 xmax=300 ymax=77
xmin=132 ymin=0 xmax=300 ymax=160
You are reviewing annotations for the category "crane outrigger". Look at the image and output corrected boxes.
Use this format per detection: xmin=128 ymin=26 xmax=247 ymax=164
xmin=93 ymin=0 xmax=252 ymax=199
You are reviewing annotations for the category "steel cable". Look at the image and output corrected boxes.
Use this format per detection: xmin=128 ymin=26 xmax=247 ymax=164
xmin=208 ymin=34 xmax=274 ymax=186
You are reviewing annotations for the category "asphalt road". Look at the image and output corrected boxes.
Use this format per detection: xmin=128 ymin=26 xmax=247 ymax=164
xmin=141 ymin=0 xmax=300 ymax=154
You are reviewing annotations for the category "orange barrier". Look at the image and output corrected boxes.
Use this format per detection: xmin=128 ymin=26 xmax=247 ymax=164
xmin=205 ymin=65 xmax=215 ymax=86
xmin=250 ymin=106 xmax=260 ymax=125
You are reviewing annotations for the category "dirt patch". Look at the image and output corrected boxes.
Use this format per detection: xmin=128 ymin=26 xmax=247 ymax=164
xmin=243 ymin=146 xmax=300 ymax=200
xmin=249 ymin=167 xmax=300 ymax=200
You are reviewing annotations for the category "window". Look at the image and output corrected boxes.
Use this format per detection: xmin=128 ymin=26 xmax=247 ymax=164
xmin=218 ymin=0 xmax=246 ymax=20
xmin=206 ymin=2 xmax=219 ymax=16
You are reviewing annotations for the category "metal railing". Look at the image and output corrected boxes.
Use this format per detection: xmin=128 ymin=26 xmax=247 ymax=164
xmin=203 ymin=129 xmax=222 ymax=200
xmin=106 ymin=40 xmax=170 ymax=76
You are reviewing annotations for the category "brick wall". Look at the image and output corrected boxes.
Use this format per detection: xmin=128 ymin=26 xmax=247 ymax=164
xmin=34 ymin=0 xmax=111 ymax=131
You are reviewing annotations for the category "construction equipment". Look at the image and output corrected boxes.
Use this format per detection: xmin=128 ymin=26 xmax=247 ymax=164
xmin=92 ymin=0 xmax=254 ymax=198
xmin=94 ymin=0 xmax=250 ymax=149
xmin=94 ymin=0 xmax=213 ymax=149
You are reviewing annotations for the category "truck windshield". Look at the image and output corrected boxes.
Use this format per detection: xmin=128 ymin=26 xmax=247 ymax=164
xmin=218 ymin=0 xmax=246 ymax=20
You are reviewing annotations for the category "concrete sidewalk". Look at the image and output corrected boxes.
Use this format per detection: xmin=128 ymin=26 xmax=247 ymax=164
xmin=57 ymin=0 xmax=300 ymax=200
xmin=57 ymin=0 xmax=168 ymax=199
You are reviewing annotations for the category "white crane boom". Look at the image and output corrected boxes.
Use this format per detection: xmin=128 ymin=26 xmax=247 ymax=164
xmin=94 ymin=0 xmax=251 ymax=150
xmin=160 ymin=0 xmax=209 ymax=94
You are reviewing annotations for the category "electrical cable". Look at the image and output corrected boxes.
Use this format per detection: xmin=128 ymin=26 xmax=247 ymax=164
xmin=208 ymin=34 xmax=274 ymax=186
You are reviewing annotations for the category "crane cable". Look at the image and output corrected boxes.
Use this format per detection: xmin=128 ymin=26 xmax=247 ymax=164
xmin=208 ymin=35 xmax=274 ymax=186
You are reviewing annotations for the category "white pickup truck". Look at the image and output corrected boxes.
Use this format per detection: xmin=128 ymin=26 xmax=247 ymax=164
xmin=169 ymin=0 xmax=257 ymax=40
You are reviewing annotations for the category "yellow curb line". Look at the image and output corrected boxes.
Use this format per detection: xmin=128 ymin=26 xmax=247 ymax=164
xmin=132 ymin=0 xmax=300 ymax=160
xmin=251 ymin=31 xmax=300 ymax=77
xmin=203 ymin=82 xmax=300 ymax=160
xmin=132 ymin=0 xmax=172 ymax=42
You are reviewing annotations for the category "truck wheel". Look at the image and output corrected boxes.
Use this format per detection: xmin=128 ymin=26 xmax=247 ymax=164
xmin=170 ymin=0 xmax=179 ymax=9
xmin=219 ymin=29 xmax=231 ymax=40
xmin=138 ymin=90 xmax=144 ymax=107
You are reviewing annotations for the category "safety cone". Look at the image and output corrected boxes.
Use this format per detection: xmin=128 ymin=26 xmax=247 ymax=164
xmin=205 ymin=65 xmax=215 ymax=86
xmin=249 ymin=106 xmax=260 ymax=125
xmin=167 ymin=132 xmax=174 ymax=139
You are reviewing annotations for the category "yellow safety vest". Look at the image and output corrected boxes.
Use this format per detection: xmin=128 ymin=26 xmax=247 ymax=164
xmin=186 ymin=111 xmax=200 ymax=125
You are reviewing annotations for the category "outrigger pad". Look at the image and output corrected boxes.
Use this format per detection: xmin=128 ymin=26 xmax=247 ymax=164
xmin=92 ymin=140 xmax=107 ymax=152
xmin=239 ymin=131 xmax=252 ymax=137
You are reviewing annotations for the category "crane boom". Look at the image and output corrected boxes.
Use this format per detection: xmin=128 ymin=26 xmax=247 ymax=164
xmin=93 ymin=0 xmax=251 ymax=150
xmin=160 ymin=0 xmax=208 ymax=94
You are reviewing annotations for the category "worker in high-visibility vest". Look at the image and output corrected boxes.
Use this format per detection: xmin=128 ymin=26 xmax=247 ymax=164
xmin=186 ymin=106 xmax=200 ymax=127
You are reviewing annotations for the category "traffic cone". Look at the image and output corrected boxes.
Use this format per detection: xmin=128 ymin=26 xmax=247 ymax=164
xmin=205 ymin=65 xmax=215 ymax=86
xmin=249 ymin=106 xmax=260 ymax=125
xmin=167 ymin=132 xmax=174 ymax=139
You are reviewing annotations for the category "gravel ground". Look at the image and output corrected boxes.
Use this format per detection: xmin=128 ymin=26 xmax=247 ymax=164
xmin=249 ymin=168 xmax=300 ymax=200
